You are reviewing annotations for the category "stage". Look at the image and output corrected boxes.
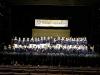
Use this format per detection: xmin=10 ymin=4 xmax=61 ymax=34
xmin=0 ymin=65 xmax=100 ymax=75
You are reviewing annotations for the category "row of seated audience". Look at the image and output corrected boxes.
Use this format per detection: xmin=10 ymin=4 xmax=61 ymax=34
xmin=2 ymin=36 xmax=95 ymax=56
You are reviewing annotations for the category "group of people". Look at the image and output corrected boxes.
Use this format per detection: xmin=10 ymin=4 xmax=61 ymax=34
xmin=0 ymin=36 xmax=96 ymax=66
xmin=13 ymin=36 xmax=87 ymax=45
xmin=3 ymin=36 xmax=95 ymax=55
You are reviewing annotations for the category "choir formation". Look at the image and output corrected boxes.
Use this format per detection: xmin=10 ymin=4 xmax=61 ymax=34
xmin=3 ymin=36 xmax=95 ymax=56
xmin=0 ymin=36 xmax=97 ymax=66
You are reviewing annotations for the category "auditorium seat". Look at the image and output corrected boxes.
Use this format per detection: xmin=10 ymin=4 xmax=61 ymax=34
xmin=0 ymin=72 xmax=12 ymax=75
xmin=13 ymin=73 xmax=29 ymax=75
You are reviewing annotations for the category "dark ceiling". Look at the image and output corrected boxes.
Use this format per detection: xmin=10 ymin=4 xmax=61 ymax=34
xmin=1 ymin=0 xmax=100 ymax=6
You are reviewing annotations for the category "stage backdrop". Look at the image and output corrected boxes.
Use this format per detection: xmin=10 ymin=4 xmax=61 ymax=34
xmin=32 ymin=29 xmax=70 ymax=37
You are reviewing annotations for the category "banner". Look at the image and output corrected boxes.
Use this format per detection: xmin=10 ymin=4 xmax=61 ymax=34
xmin=35 ymin=19 xmax=68 ymax=27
